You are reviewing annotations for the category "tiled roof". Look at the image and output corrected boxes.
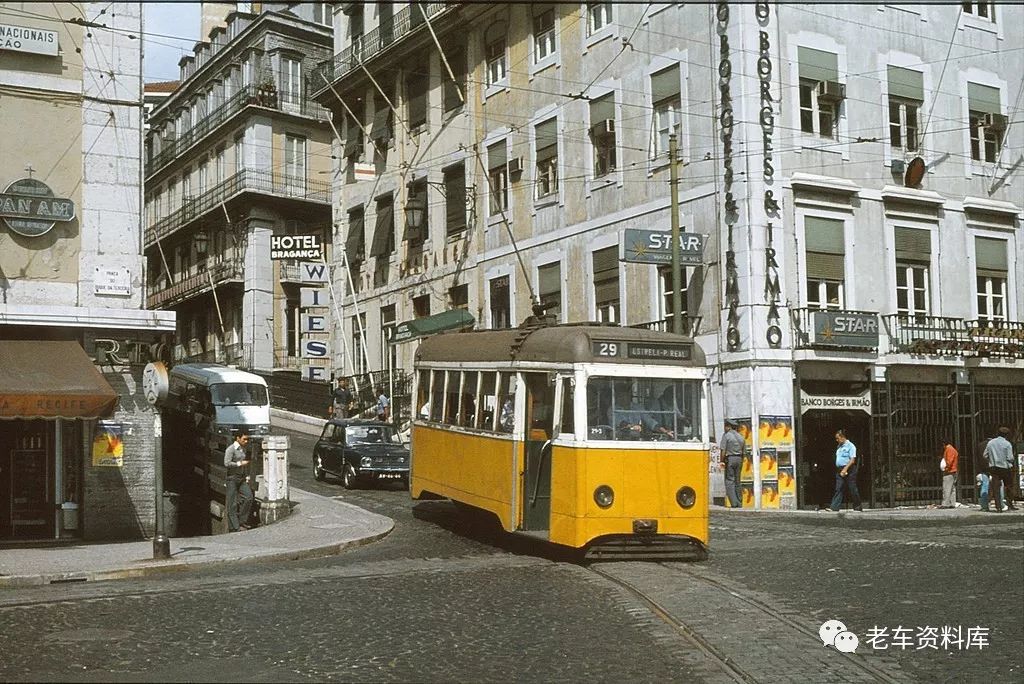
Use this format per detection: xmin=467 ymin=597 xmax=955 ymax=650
xmin=145 ymin=80 xmax=180 ymax=94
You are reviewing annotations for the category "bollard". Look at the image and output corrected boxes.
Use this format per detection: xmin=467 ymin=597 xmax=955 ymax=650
xmin=260 ymin=435 xmax=291 ymax=524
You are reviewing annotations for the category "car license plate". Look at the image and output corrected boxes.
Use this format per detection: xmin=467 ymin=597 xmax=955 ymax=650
xmin=377 ymin=473 xmax=402 ymax=479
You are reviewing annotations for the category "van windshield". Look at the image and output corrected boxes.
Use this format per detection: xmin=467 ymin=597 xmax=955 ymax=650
xmin=210 ymin=383 xmax=269 ymax=406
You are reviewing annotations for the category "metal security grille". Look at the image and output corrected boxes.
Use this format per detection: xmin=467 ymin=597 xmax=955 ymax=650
xmin=872 ymin=382 xmax=1024 ymax=506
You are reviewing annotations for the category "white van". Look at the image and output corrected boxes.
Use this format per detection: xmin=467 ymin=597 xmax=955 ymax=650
xmin=167 ymin=363 xmax=271 ymax=437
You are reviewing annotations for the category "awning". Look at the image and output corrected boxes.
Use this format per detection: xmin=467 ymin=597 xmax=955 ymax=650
xmin=391 ymin=309 xmax=475 ymax=345
xmin=0 ymin=341 xmax=118 ymax=419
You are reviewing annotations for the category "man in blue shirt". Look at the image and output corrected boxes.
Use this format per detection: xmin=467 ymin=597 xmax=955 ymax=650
xmin=827 ymin=428 xmax=863 ymax=512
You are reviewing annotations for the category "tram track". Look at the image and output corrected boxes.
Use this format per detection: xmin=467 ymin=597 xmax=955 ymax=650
xmin=589 ymin=561 xmax=903 ymax=684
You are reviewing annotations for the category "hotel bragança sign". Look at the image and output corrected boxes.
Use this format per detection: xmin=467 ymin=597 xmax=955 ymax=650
xmin=0 ymin=178 xmax=76 ymax=237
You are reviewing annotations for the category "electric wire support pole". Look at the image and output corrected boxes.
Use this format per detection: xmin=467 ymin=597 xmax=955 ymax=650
xmin=152 ymin=411 xmax=170 ymax=559
xmin=669 ymin=133 xmax=682 ymax=335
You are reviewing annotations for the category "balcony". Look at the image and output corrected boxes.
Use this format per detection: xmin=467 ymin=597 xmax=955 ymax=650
xmin=146 ymin=255 xmax=244 ymax=309
xmin=146 ymin=83 xmax=329 ymax=177
xmin=631 ymin=316 xmax=703 ymax=338
xmin=179 ymin=341 xmax=245 ymax=366
xmin=145 ymin=168 xmax=331 ymax=248
xmin=883 ymin=314 xmax=1024 ymax=359
xmin=310 ymin=1 xmax=451 ymax=97
xmin=792 ymin=308 xmax=880 ymax=351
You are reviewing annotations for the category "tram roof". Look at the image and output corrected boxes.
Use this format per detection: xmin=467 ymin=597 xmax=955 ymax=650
xmin=415 ymin=324 xmax=705 ymax=366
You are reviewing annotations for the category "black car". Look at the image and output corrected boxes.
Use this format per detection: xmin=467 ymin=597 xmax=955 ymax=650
xmin=312 ymin=419 xmax=410 ymax=489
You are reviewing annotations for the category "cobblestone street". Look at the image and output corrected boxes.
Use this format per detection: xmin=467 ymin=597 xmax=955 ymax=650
xmin=1 ymin=428 xmax=1020 ymax=682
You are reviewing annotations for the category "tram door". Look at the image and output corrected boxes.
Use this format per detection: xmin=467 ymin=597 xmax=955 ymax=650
xmin=522 ymin=373 xmax=555 ymax=531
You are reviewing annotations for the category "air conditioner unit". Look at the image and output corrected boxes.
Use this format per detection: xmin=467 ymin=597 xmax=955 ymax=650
xmin=591 ymin=119 xmax=615 ymax=137
xmin=983 ymin=112 xmax=1008 ymax=131
xmin=507 ymin=157 xmax=524 ymax=175
xmin=816 ymin=80 xmax=845 ymax=102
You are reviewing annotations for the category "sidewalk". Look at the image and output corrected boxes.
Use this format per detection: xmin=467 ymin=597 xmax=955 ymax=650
xmin=0 ymin=488 xmax=394 ymax=589
xmin=714 ymin=503 xmax=1024 ymax=526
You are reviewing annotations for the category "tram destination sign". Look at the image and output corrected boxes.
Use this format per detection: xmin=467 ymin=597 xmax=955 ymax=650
xmin=621 ymin=229 xmax=706 ymax=266
xmin=592 ymin=340 xmax=692 ymax=361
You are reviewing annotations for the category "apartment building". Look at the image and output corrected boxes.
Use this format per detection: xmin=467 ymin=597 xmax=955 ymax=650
xmin=312 ymin=2 xmax=1022 ymax=508
xmin=0 ymin=3 xmax=175 ymax=541
xmin=143 ymin=3 xmax=334 ymax=374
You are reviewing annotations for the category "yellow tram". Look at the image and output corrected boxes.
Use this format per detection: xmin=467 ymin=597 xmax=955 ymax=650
xmin=410 ymin=323 xmax=710 ymax=556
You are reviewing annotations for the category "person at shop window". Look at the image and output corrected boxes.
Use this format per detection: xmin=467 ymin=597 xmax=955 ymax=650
xmin=826 ymin=428 xmax=863 ymax=512
xmin=939 ymin=437 xmax=959 ymax=509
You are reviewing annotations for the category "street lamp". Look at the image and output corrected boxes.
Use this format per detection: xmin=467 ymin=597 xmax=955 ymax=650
xmin=194 ymin=228 xmax=209 ymax=256
xmin=403 ymin=187 xmax=427 ymax=233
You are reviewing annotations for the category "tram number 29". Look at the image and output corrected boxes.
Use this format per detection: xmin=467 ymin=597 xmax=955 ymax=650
xmin=593 ymin=341 xmax=621 ymax=358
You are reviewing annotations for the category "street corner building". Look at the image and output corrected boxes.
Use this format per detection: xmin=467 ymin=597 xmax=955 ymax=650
xmin=0 ymin=2 xmax=175 ymax=542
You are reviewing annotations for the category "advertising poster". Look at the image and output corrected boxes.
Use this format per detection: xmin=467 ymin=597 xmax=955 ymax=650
xmin=734 ymin=417 xmax=753 ymax=449
xmin=740 ymin=454 xmax=754 ymax=482
xmin=760 ymin=448 xmax=779 ymax=480
xmin=740 ymin=483 xmax=755 ymax=508
xmin=761 ymin=480 xmax=780 ymax=509
xmin=91 ymin=422 xmax=123 ymax=467
xmin=778 ymin=466 xmax=797 ymax=496
xmin=759 ymin=415 xmax=794 ymax=449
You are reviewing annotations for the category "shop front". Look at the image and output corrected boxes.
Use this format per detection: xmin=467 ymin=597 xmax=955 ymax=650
xmin=0 ymin=340 xmax=118 ymax=540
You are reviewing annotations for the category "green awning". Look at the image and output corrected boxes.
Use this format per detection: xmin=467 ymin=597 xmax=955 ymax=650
xmin=391 ymin=309 xmax=475 ymax=344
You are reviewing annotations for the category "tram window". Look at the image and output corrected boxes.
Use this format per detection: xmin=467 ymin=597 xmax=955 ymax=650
xmin=586 ymin=376 xmax=701 ymax=441
xmin=497 ymin=372 xmax=516 ymax=432
xmin=460 ymin=372 xmax=478 ymax=427
xmin=416 ymin=370 xmax=430 ymax=419
xmin=444 ymin=371 xmax=462 ymax=424
xmin=430 ymin=370 xmax=445 ymax=421
xmin=478 ymin=371 xmax=497 ymax=430
xmin=558 ymin=378 xmax=575 ymax=435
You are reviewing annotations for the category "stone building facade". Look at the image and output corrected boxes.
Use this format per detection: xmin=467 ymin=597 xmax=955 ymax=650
xmin=312 ymin=2 xmax=1021 ymax=507
xmin=0 ymin=2 xmax=175 ymax=541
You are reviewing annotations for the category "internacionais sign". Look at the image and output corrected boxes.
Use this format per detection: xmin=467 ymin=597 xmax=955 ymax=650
xmin=0 ymin=23 xmax=59 ymax=56
xmin=0 ymin=178 xmax=76 ymax=237
xmin=270 ymin=234 xmax=323 ymax=260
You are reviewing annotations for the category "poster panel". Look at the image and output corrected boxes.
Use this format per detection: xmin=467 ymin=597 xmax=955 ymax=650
xmin=761 ymin=480 xmax=780 ymax=509
xmin=740 ymin=454 xmax=754 ymax=483
xmin=740 ymin=483 xmax=755 ymax=508
xmin=760 ymin=448 xmax=779 ymax=480
xmin=91 ymin=421 xmax=123 ymax=467
xmin=760 ymin=415 xmax=794 ymax=449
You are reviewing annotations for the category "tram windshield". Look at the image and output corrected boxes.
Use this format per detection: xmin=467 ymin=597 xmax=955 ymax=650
xmin=586 ymin=377 xmax=702 ymax=442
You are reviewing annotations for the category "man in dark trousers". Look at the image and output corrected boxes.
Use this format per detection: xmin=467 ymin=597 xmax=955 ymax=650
xmin=828 ymin=429 xmax=863 ymax=512
xmin=984 ymin=427 xmax=1017 ymax=512
xmin=720 ymin=419 xmax=745 ymax=508
xmin=331 ymin=378 xmax=354 ymax=419
xmin=224 ymin=431 xmax=253 ymax=532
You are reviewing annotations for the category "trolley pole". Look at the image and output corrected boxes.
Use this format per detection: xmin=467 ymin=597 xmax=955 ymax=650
xmin=152 ymin=411 xmax=170 ymax=559
xmin=669 ymin=133 xmax=682 ymax=335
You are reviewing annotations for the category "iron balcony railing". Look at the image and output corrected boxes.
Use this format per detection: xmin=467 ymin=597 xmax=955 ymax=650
xmin=631 ymin=316 xmax=703 ymax=338
xmin=883 ymin=314 xmax=1024 ymax=358
xmin=146 ymin=255 xmax=244 ymax=309
xmin=145 ymin=168 xmax=331 ymax=247
xmin=310 ymin=1 xmax=451 ymax=97
xmin=179 ymin=342 xmax=244 ymax=365
xmin=146 ymin=83 xmax=329 ymax=177
xmin=791 ymin=307 xmax=880 ymax=350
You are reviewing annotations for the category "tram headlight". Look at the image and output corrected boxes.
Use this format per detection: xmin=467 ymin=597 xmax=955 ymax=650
xmin=676 ymin=486 xmax=697 ymax=509
xmin=360 ymin=456 xmax=373 ymax=467
xmin=594 ymin=485 xmax=615 ymax=509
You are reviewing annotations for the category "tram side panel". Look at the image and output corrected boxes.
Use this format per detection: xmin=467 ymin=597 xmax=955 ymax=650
xmin=411 ymin=424 xmax=522 ymax=531
xmin=549 ymin=445 xmax=709 ymax=549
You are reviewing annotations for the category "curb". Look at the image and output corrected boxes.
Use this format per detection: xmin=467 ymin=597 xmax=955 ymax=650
xmin=714 ymin=508 xmax=1024 ymax=528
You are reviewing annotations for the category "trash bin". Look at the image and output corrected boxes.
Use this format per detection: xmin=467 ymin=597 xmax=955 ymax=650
xmin=162 ymin=491 xmax=180 ymax=537
xmin=61 ymin=501 xmax=79 ymax=530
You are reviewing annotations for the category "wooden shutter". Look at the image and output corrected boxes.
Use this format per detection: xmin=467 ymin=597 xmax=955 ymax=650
xmin=488 ymin=141 xmax=506 ymax=171
xmin=590 ymin=93 xmax=615 ymax=132
xmin=975 ymin=236 xmax=1008 ymax=278
xmin=406 ymin=63 xmax=428 ymax=127
xmin=538 ymin=262 xmax=560 ymax=297
xmin=443 ymin=45 xmax=466 ymax=112
xmin=369 ymin=106 xmax=392 ymax=142
xmin=444 ymin=164 xmax=466 ymax=235
xmin=894 ymin=227 xmax=930 ymax=263
xmin=968 ymin=82 xmax=1001 ymax=115
xmin=798 ymin=46 xmax=838 ymax=83
xmin=592 ymin=247 xmax=619 ymax=301
xmin=651 ymin=64 xmax=680 ymax=103
xmin=345 ymin=206 xmax=365 ymax=259
xmin=887 ymin=66 xmax=923 ymax=101
xmin=369 ymin=196 xmax=394 ymax=257
xmin=804 ymin=216 xmax=844 ymax=281
xmin=535 ymin=118 xmax=557 ymax=162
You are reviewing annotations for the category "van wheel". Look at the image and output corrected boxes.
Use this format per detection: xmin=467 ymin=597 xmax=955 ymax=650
xmin=343 ymin=465 xmax=359 ymax=490
xmin=313 ymin=455 xmax=326 ymax=482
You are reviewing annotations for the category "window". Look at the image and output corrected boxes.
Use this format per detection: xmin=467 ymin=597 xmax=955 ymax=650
xmin=181 ymin=168 xmax=191 ymax=204
xmin=485 ymin=22 xmax=507 ymax=86
xmin=894 ymin=227 xmax=931 ymax=319
xmin=587 ymin=2 xmax=612 ymax=35
xmin=968 ymin=83 xmax=1004 ymax=163
xmin=444 ymin=370 xmax=462 ymax=424
xmin=413 ymin=294 xmax=431 ymax=318
xmin=535 ymin=118 xmax=558 ymax=199
xmin=404 ymin=177 xmax=427 ymax=245
xmin=887 ymin=66 xmax=922 ymax=152
xmin=533 ymin=7 xmax=556 ymax=63
xmin=380 ymin=304 xmax=397 ymax=372
xmin=198 ymin=160 xmax=208 ymax=193
xmin=286 ymin=292 xmax=299 ymax=357
xmin=458 ymin=372 xmax=478 ymax=427
xmin=167 ymin=179 xmax=178 ymax=211
xmin=416 ymin=369 xmax=430 ymax=419
xmin=798 ymin=47 xmax=841 ymax=139
xmin=313 ymin=2 xmax=333 ymax=26
xmin=406 ymin=60 xmax=428 ymax=129
xmin=351 ymin=313 xmax=368 ymax=375
xmin=488 ymin=141 xmax=508 ymax=215
xmin=280 ymin=57 xmax=302 ymax=106
xmin=369 ymin=194 xmax=395 ymax=259
xmin=652 ymin=65 xmax=682 ymax=158
xmin=234 ymin=134 xmax=245 ymax=174
xmin=429 ymin=370 xmax=445 ymax=421
xmin=538 ymin=261 xmax=561 ymax=320
xmin=496 ymin=372 xmax=516 ymax=432
xmin=369 ymin=90 xmax=393 ymax=150
xmin=444 ymin=163 xmax=467 ymax=237
xmin=962 ymin=2 xmax=993 ymax=20
xmin=215 ymin=146 xmax=226 ymax=184
xmin=478 ymin=371 xmax=498 ymax=430
xmin=558 ymin=377 xmax=575 ymax=436
xmin=343 ymin=112 xmax=363 ymax=160
xmin=589 ymin=93 xmax=616 ymax=177
xmin=449 ymin=284 xmax=469 ymax=311
xmin=804 ymin=216 xmax=845 ymax=310
xmin=489 ymin=275 xmax=511 ymax=328
xmin=346 ymin=204 xmax=365 ymax=263
xmin=443 ymin=45 xmax=466 ymax=112
xmin=586 ymin=377 xmax=702 ymax=442
xmin=975 ymin=236 xmax=1008 ymax=323
xmin=285 ymin=134 xmax=306 ymax=188
xmin=658 ymin=265 xmax=689 ymax=328
xmin=592 ymin=247 xmax=619 ymax=322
